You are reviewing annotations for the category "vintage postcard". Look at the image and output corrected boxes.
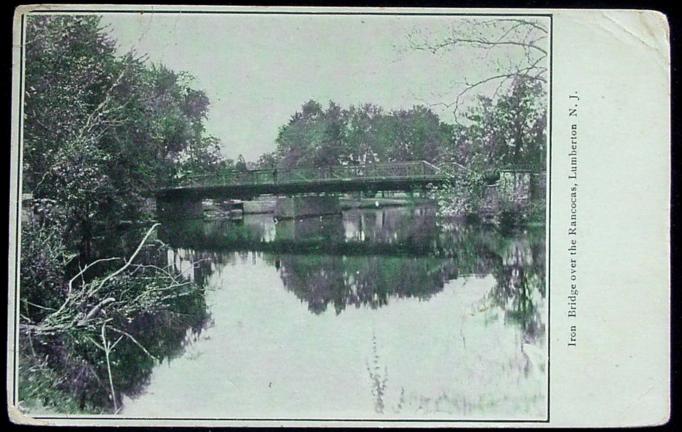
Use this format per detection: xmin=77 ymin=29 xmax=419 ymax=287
xmin=7 ymin=5 xmax=670 ymax=427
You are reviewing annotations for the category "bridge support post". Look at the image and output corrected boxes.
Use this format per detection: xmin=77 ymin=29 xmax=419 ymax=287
xmin=156 ymin=196 xmax=203 ymax=220
xmin=274 ymin=195 xmax=341 ymax=219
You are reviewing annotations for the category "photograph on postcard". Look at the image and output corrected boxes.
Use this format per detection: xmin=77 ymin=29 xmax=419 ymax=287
xmin=10 ymin=6 xmax=626 ymax=426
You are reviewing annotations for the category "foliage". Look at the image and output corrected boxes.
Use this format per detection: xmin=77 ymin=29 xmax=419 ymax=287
xmin=24 ymin=15 xmax=224 ymax=254
xmin=270 ymin=78 xmax=545 ymax=219
xmin=485 ymin=232 xmax=546 ymax=343
xmin=20 ymin=201 xmax=73 ymax=322
xmin=403 ymin=18 xmax=549 ymax=220
xmin=19 ymin=15 xmax=214 ymax=413
xmin=274 ymin=100 xmax=453 ymax=170
xmin=18 ymin=352 xmax=98 ymax=414
xmin=174 ymin=136 xmax=224 ymax=181
xmin=19 ymin=223 xmax=208 ymax=413
xmin=449 ymin=77 xmax=547 ymax=172
xmin=278 ymin=254 xmax=456 ymax=314
xmin=235 ymin=154 xmax=248 ymax=172
xmin=255 ymin=151 xmax=278 ymax=169
xmin=427 ymin=169 xmax=488 ymax=218
xmin=275 ymin=100 xmax=347 ymax=169
xmin=427 ymin=77 xmax=547 ymax=220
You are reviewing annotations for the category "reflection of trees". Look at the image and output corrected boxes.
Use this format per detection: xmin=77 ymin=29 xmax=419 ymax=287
xmin=160 ymin=218 xmax=267 ymax=250
xmin=166 ymin=248 xmax=259 ymax=288
xmin=160 ymin=208 xmax=448 ymax=257
xmin=276 ymin=254 xmax=458 ymax=314
xmin=487 ymin=232 xmax=546 ymax=343
xmin=109 ymin=282 xmax=210 ymax=402
xmin=159 ymin=207 xmax=546 ymax=337
xmin=275 ymin=214 xmax=346 ymax=243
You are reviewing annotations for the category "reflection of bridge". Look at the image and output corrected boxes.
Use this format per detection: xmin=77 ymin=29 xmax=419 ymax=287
xmin=160 ymin=214 xmax=456 ymax=257
xmin=158 ymin=213 xmax=500 ymax=262
xmin=155 ymin=161 xmax=459 ymax=219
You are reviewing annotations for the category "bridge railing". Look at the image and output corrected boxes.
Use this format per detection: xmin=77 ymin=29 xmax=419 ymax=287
xmin=173 ymin=160 xmax=446 ymax=189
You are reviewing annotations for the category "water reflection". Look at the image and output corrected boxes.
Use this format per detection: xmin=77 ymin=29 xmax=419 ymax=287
xmin=277 ymin=254 xmax=457 ymax=314
xmin=488 ymin=235 xmax=546 ymax=344
xmin=159 ymin=206 xmax=545 ymax=339
xmin=160 ymin=207 xmax=461 ymax=257
xmin=122 ymin=205 xmax=546 ymax=419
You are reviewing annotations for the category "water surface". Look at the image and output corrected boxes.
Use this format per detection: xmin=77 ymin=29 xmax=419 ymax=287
xmin=122 ymin=206 xmax=547 ymax=420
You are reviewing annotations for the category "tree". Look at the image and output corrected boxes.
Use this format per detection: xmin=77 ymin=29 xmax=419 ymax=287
xmin=235 ymin=154 xmax=248 ymax=172
xmin=176 ymin=136 xmax=223 ymax=178
xmin=344 ymin=104 xmax=384 ymax=165
xmin=453 ymin=76 xmax=547 ymax=172
xmin=408 ymin=17 xmax=548 ymax=174
xmin=23 ymin=15 xmax=224 ymax=255
xmin=20 ymin=15 xmax=218 ymax=413
xmin=381 ymin=106 xmax=453 ymax=163
xmin=255 ymin=151 xmax=278 ymax=169
xmin=24 ymin=16 xmax=117 ymax=189
xmin=275 ymin=100 xmax=348 ymax=169
xmin=408 ymin=18 xmax=548 ymax=119
xmin=275 ymin=100 xmax=452 ymax=169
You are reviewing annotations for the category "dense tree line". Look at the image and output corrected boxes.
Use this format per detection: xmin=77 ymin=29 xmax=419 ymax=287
xmin=266 ymin=77 xmax=545 ymax=175
xmin=25 ymin=15 xmax=224 ymax=254
xmin=273 ymin=101 xmax=452 ymax=169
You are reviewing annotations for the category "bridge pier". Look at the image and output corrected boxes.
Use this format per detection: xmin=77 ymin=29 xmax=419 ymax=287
xmin=274 ymin=195 xmax=341 ymax=219
xmin=157 ymin=196 xmax=203 ymax=220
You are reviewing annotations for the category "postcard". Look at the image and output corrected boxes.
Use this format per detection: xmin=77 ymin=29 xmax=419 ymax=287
xmin=7 ymin=5 xmax=670 ymax=427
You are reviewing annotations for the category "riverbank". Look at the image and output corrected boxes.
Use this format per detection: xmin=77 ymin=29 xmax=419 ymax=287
xmin=17 ymin=222 xmax=209 ymax=415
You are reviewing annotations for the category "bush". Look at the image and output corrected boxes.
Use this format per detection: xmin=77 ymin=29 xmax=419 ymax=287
xmin=427 ymin=170 xmax=487 ymax=218
xmin=19 ymin=223 xmax=208 ymax=413
xmin=20 ymin=201 xmax=74 ymax=321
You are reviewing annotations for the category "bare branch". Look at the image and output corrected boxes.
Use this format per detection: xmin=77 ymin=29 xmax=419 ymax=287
xmin=54 ymin=257 xmax=122 ymax=317
xmin=408 ymin=17 xmax=549 ymax=119
xmin=495 ymin=18 xmax=548 ymax=34
xmin=89 ymin=223 xmax=161 ymax=297
xmin=100 ymin=322 xmax=118 ymax=412
xmin=108 ymin=326 xmax=159 ymax=362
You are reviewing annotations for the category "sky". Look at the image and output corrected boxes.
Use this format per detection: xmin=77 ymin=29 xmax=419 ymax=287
xmin=103 ymin=13 xmax=548 ymax=162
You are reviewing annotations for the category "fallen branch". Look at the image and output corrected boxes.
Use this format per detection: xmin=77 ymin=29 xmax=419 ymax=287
xmin=108 ymin=326 xmax=159 ymax=363
xmin=76 ymin=297 xmax=116 ymax=327
xmin=90 ymin=223 xmax=161 ymax=297
xmin=54 ymin=257 xmax=121 ymax=317
xmin=100 ymin=322 xmax=118 ymax=413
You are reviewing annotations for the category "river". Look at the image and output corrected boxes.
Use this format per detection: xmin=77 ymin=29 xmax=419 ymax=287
xmin=120 ymin=204 xmax=547 ymax=420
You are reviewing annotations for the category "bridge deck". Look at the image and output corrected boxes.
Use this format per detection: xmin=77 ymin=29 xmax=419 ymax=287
xmin=157 ymin=161 xmax=455 ymax=199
